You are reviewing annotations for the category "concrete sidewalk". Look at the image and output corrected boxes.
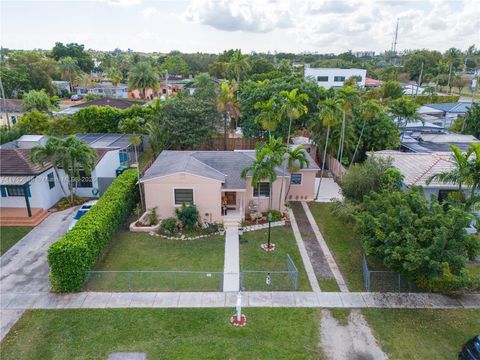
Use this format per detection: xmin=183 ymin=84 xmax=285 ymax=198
xmin=314 ymin=177 xmax=343 ymax=202
xmin=223 ymin=228 xmax=239 ymax=292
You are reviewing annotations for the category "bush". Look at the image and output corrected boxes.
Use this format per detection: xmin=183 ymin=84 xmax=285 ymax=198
xmin=0 ymin=125 xmax=22 ymax=145
xmin=149 ymin=207 xmax=158 ymax=225
xmin=84 ymin=93 xmax=103 ymax=101
xmin=159 ymin=217 xmax=179 ymax=236
xmin=48 ymin=169 xmax=138 ymax=292
xmin=267 ymin=209 xmax=282 ymax=222
xmin=175 ymin=204 xmax=199 ymax=230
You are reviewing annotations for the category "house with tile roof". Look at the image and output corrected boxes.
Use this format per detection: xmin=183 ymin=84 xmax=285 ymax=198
xmin=0 ymin=134 xmax=143 ymax=225
xmin=140 ymin=149 xmax=319 ymax=224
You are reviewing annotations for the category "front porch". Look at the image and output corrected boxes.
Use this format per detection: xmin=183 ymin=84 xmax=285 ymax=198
xmin=0 ymin=207 xmax=49 ymax=227
xmin=221 ymin=190 xmax=245 ymax=227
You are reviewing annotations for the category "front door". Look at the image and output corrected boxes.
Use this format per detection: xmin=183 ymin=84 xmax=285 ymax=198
xmin=225 ymin=192 xmax=236 ymax=207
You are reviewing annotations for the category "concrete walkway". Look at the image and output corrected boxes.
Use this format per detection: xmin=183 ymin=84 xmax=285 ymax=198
xmin=222 ymin=227 xmax=239 ymax=292
xmin=301 ymin=201 xmax=349 ymax=292
xmin=315 ymin=177 xmax=343 ymax=203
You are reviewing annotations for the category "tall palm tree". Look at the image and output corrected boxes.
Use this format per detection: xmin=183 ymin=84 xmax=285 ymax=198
xmin=313 ymin=97 xmax=342 ymax=199
xmin=390 ymin=97 xmax=419 ymax=142
xmin=58 ymin=57 xmax=79 ymax=91
xmin=76 ymin=73 xmax=93 ymax=91
xmin=336 ymin=86 xmax=359 ymax=164
xmin=254 ymin=97 xmax=281 ymax=136
xmin=350 ymin=99 xmax=384 ymax=166
xmin=107 ymin=67 xmax=123 ymax=86
xmin=128 ymin=61 xmax=159 ymax=99
xmin=31 ymin=137 xmax=68 ymax=199
xmin=277 ymin=88 xmax=309 ymax=209
xmin=227 ymin=50 xmax=250 ymax=82
xmin=217 ymin=80 xmax=239 ymax=150
xmin=284 ymin=146 xmax=310 ymax=201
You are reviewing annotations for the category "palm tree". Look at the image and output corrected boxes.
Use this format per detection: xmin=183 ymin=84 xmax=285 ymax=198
xmin=336 ymin=86 xmax=359 ymax=164
xmin=350 ymin=99 xmax=384 ymax=166
xmin=30 ymin=137 xmax=69 ymax=199
xmin=58 ymin=57 xmax=79 ymax=91
xmin=277 ymin=88 xmax=309 ymax=209
xmin=312 ymin=97 xmax=342 ymax=199
xmin=217 ymin=80 xmax=239 ymax=150
xmin=193 ymin=72 xmax=216 ymax=101
xmin=107 ymin=67 xmax=123 ymax=86
xmin=76 ymin=73 xmax=93 ymax=90
xmin=227 ymin=50 xmax=250 ymax=82
xmin=128 ymin=61 xmax=159 ymax=99
xmin=254 ymin=97 xmax=281 ymax=136
xmin=390 ymin=97 xmax=419 ymax=142
xmin=61 ymin=136 xmax=98 ymax=204
xmin=284 ymin=146 xmax=310 ymax=201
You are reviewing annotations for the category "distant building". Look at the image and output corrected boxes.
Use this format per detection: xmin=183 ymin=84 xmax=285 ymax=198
xmin=353 ymin=51 xmax=375 ymax=58
xmin=53 ymin=97 xmax=145 ymax=116
xmin=365 ymin=77 xmax=384 ymax=87
xmin=0 ymin=99 xmax=25 ymax=126
xmin=52 ymin=80 xmax=71 ymax=95
xmin=304 ymin=66 xmax=367 ymax=89
xmin=417 ymin=102 xmax=475 ymax=128
xmin=76 ymin=82 xmax=128 ymax=98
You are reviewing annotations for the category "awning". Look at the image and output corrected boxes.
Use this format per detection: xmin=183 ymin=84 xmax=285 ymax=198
xmin=0 ymin=176 xmax=35 ymax=186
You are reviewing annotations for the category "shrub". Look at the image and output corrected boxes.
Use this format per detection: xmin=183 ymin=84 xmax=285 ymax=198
xmin=48 ymin=169 xmax=138 ymax=292
xmin=381 ymin=167 xmax=404 ymax=192
xmin=175 ymin=204 xmax=199 ymax=229
xmin=149 ymin=207 xmax=158 ymax=225
xmin=159 ymin=217 xmax=179 ymax=236
xmin=266 ymin=209 xmax=282 ymax=222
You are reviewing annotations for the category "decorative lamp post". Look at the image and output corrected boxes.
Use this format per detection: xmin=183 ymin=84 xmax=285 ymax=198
xmin=261 ymin=212 xmax=276 ymax=252
xmin=230 ymin=292 xmax=247 ymax=327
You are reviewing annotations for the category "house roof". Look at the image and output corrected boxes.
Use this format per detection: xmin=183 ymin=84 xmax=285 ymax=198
xmin=141 ymin=150 xmax=319 ymax=189
xmin=72 ymin=133 xmax=142 ymax=149
xmin=70 ymin=97 xmax=144 ymax=110
xmin=365 ymin=77 xmax=383 ymax=87
xmin=372 ymin=150 xmax=460 ymax=188
xmin=419 ymin=133 xmax=480 ymax=143
xmin=422 ymin=102 xmax=474 ymax=113
xmin=0 ymin=99 xmax=24 ymax=113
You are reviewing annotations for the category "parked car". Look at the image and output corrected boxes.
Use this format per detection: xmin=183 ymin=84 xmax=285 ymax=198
xmin=68 ymin=200 xmax=98 ymax=231
xmin=459 ymin=335 xmax=480 ymax=360
xmin=70 ymin=94 xmax=84 ymax=101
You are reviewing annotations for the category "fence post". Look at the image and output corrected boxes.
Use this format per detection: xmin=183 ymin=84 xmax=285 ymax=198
xmin=128 ymin=272 xmax=131 ymax=291
xmin=174 ymin=272 xmax=177 ymax=290
xmin=398 ymin=274 xmax=401 ymax=292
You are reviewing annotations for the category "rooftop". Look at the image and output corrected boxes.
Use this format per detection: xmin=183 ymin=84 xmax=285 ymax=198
xmin=0 ymin=99 xmax=24 ymax=113
xmin=422 ymin=102 xmax=474 ymax=113
xmin=54 ymin=97 xmax=145 ymax=115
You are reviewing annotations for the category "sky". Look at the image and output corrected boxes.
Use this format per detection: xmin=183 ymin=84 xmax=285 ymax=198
xmin=1 ymin=0 xmax=479 ymax=54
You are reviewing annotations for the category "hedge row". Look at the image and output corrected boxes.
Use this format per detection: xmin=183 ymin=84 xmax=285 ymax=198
xmin=48 ymin=169 xmax=138 ymax=292
xmin=414 ymin=94 xmax=460 ymax=106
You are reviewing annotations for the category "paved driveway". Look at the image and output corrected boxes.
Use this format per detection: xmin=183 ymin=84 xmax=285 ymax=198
xmin=0 ymin=208 xmax=75 ymax=294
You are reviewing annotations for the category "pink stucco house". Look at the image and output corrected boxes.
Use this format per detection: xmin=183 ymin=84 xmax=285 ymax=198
xmin=140 ymin=149 xmax=319 ymax=224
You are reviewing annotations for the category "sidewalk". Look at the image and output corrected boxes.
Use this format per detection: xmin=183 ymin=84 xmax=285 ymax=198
xmin=223 ymin=227 xmax=239 ymax=292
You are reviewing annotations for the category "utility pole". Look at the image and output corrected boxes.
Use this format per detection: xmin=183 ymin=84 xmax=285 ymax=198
xmin=0 ymin=76 xmax=11 ymax=130
xmin=414 ymin=62 xmax=424 ymax=102
xmin=447 ymin=62 xmax=453 ymax=94
xmin=391 ymin=18 xmax=399 ymax=65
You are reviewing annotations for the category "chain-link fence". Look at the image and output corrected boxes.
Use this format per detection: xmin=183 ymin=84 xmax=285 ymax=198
xmin=362 ymin=254 xmax=417 ymax=292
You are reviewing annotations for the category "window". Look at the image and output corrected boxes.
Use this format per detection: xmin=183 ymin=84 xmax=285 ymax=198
xmin=253 ymin=182 xmax=270 ymax=197
xmin=291 ymin=173 xmax=302 ymax=185
xmin=74 ymin=170 xmax=92 ymax=188
xmin=317 ymin=76 xmax=329 ymax=82
xmin=334 ymin=76 xmax=346 ymax=82
xmin=355 ymin=75 xmax=362 ymax=82
xmin=175 ymin=189 xmax=194 ymax=205
xmin=47 ymin=173 xmax=55 ymax=189
xmin=6 ymin=185 xmax=25 ymax=197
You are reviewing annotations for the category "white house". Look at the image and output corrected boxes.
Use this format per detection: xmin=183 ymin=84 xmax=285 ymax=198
xmin=304 ymin=65 xmax=367 ymax=89
xmin=0 ymin=134 xmax=143 ymax=225
xmin=76 ymin=82 xmax=128 ymax=98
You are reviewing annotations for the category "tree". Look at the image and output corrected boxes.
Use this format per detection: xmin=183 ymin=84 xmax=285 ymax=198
xmin=106 ymin=67 xmax=123 ymax=86
xmin=217 ymin=80 xmax=239 ymax=149
xmin=356 ymin=188 xmax=478 ymax=292
xmin=128 ymin=62 xmax=159 ymax=99
xmin=285 ymin=146 xmax=310 ymax=201
xmin=403 ymin=50 xmax=442 ymax=84
xmin=390 ymin=97 xmax=419 ymax=141
xmin=227 ymin=49 xmax=250 ymax=82
xmin=51 ymin=42 xmax=94 ymax=73
xmin=336 ymin=86 xmax=360 ymax=163
xmin=76 ymin=73 xmax=93 ymax=90
xmin=254 ymin=97 xmax=280 ymax=135
xmin=160 ymin=55 xmax=190 ymax=77
xmin=381 ymin=80 xmax=404 ymax=100
xmin=58 ymin=56 xmax=79 ymax=89
xmin=22 ymin=90 xmax=51 ymax=112
xmin=461 ymin=103 xmax=480 ymax=138
xmin=192 ymin=72 xmax=216 ymax=102
xmin=452 ymin=73 xmax=469 ymax=94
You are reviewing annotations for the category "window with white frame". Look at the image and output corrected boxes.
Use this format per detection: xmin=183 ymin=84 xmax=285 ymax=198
xmin=334 ymin=76 xmax=346 ymax=82
xmin=290 ymin=173 xmax=302 ymax=185
xmin=47 ymin=172 xmax=55 ymax=189
xmin=174 ymin=189 xmax=194 ymax=205
xmin=253 ymin=182 xmax=270 ymax=197
xmin=317 ymin=76 xmax=329 ymax=82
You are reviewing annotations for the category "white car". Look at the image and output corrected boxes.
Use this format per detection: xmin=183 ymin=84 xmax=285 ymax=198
xmin=68 ymin=200 xmax=98 ymax=231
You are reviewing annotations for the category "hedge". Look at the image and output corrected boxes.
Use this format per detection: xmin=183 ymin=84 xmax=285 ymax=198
xmin=48 ymin=169 xmax=138 ymax=292
xmin=413 ymin=94 xmax=460 ymax=106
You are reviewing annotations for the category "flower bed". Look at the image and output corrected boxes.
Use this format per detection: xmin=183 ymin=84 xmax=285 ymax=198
xmin=129 ymin=210 xmax=160 ymax=233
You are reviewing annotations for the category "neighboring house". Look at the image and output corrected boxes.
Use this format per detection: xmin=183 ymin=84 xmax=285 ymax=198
xmin=353 ymin=51 xmax=375 ymax=58
xmin=292 ymin=136 xmax=318 ymax=159
xmin=417 ymin=102 xmax=474 ymax=128
xmin=0 ymin=99 xmax=25 ymax=126
xmin=402 ymin=83 xmax=426 ymax=96
xmin=364 ymin=77 xmax=383 ymax=87
xmin=140 ymin=149 xmax=319 ymax=224
xmin=76 ymin=82 xmax=128 ymax=98
xmin=401 ymin=133 xmax=480 ymax=153
xmin=53 ymin=97 xmax=145 ymax=116
xmin=0 ymin=134 xmax=143 ymax=224
xmin=372 ymin=150 xmax=478 ymax=202
xmin=304 ymin=65 xmax=367 ymax=89
xmin=52 ymin=80 xmax=71 ymax=95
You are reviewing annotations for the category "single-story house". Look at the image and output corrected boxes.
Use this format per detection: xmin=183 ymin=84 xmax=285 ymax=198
xmin=364 ymin=77 xmax=383 ymax=87
xmin=76 ymin=82 xmax=128 ymax=98
xmin=401 ymin=132 xmax=480 ymax=153
xmin=53 ymin=97 xmax=145 ymax=116
xmin=417 ymin=102 xmax=474 ymax=128
xmin=140 ymin=149 xmax=319 ymax=224
xmin=0 ymin=99 xmax=25 ymax=126
xmin=0 ymin=134 xmax=143 ymax=225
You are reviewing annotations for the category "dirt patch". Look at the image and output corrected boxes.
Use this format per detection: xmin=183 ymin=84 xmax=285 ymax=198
xmin=320 ymin=309 xmax=388 ymax=360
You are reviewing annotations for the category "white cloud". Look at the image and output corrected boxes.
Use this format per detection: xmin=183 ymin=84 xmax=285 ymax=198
xmin=97 ymin=0 xmax=141 ymax=7
xmin=142 ymin=6 xmax=160 ymax=18
xmin=184 ymin=0 xmax=293 ymax=33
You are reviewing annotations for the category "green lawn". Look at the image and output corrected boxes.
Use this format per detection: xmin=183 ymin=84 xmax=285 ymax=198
xmin=239 ymin=227 xmax=311 ymax=291
xmin=0 ymin=308 xmax=322 ymax=360
xmin=467 ymin=263 xmax=480 ymax=277
xmin=363 ymin=309 xmax=480 ymax=360
xmin=0 ymin=227 xmax=32 ymax=256
xmin=85 ymin=231 xmax=225 ymax=291
xmin=308 ymin=203 xmax=364 ymax=291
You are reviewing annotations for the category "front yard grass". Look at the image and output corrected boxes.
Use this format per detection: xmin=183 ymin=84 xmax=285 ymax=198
xmin=0 ymin=227 xmax=32 ymax=256
xmin=0 ymin=308 xmax=322 ymax=360
xmin=308 ymin=203 xmax=364 ymax=291
xmin=85 ymin=230 xmax=225 ymax=291
xmin=240 ymin=227 xmax=312 ymax=291
xmin=363 ymin=309 xmax=480 ymax=360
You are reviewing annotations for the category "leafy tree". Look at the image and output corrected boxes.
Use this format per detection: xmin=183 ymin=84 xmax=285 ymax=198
xmin=58 ymin=56 xmax=79 ymax=87
xmin=356 ymin=188 xmax=479 ymax=292
xmin=227 ymin=49 xmax=251 ymax=82
xmin=76 ymin=73 xmax=93 ymax=89
xmin=452 ymin=73 xmax=469 ymax=94
xmin=389 ymin=97 xmax=419 ymax=140
xmin=0 ymin=125 xmax=23 ymax=145
xmin=192 ymin=72 xmax=216 ymax=102
xmin=106 ymin=67 xmax=123 ymax=86
xmin=381 ymin=80 xmax=404 ymax=100
xmin=459 ymin=103 xmax=480 ymax=138
xmin=247 ymin=57 xmax=275 ymax=76
xmin=47 ymin=116 xmax=76 ymax=136
xmin=403 ymin=50 xmax=442 ymax=83
xmin=22 ymin=90 xmax=52 ymax=112
xmin=160 ymin=55 xmax=190 ymax=76
xmin=118 ymin=116 xmax=147 ymax=134
xmin=254 ymin=97 xmax=281 ymax=135
xmin=128 ymin=61 xmax=159 ymax=99
xmin=217 ymin=80 xmax=239 ymax=149
xmin=17 ymin=111 xmax=50 ymax=134
xmin=51 ymin=42 xmax=94 ymax=73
